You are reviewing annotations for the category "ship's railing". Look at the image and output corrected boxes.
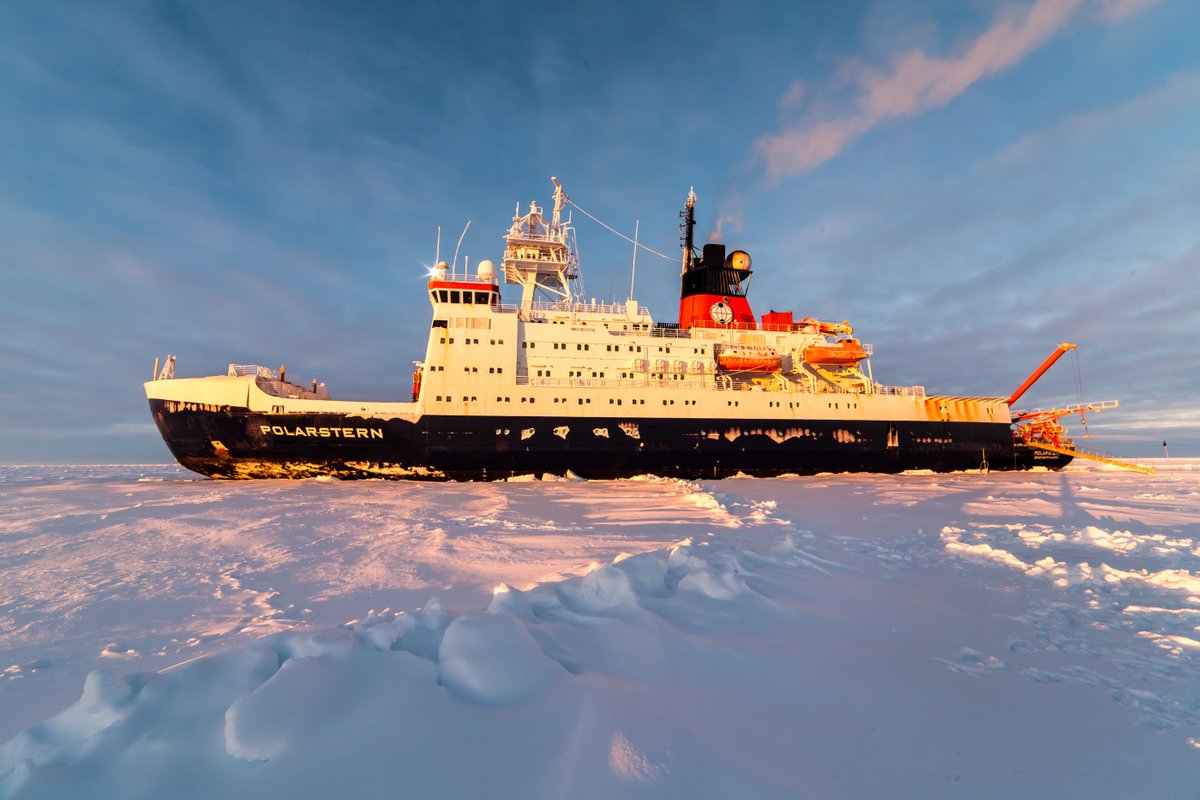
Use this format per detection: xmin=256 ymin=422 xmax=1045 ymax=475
xmin=872 ymin=384 xmax=925 ymax=397
xmin=606 ymin=326 xmax=693 ymax=339
xmin=429 ymin=271 xmax=496 ymax=285
xmin=228 ymin=364 xmax=278 ymax=380
xmin=513 ymin=372 xmax=923 ymax=397
xmin=517 ymin=300 xmax=652 ymax=316
xmin=516 ymin=375 xmax=711 ymax=390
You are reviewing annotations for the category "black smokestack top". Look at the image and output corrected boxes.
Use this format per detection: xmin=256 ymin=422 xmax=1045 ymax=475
xmin=702 ymin=243 xmax=726 ymax=271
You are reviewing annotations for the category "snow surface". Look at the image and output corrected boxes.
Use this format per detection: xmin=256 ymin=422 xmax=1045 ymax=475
xmin=1 ymin=461 xmax=1199 ymax=798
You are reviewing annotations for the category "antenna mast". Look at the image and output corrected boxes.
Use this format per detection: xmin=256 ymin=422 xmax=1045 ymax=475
xmin=629 ymin=219 xmax=639 ymax=300
xmin=451 ymin=220 xmax=471 ymax=272
xmin=680 ymin=187 xmax=697 ymax=274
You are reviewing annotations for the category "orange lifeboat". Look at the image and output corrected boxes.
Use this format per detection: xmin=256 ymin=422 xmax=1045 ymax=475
xmin=803 ymin=338 xmax=868 ymax=366
xmin=717 ymin=346 xmax=783 ymax=373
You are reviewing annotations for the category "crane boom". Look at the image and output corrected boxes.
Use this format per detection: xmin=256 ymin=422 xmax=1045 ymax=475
xmin=1007 ymin=342 xmax=1076 ymax=407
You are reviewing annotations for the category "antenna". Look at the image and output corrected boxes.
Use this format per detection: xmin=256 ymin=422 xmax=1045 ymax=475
xmin=629 ymin=219 xmax=639 ymax=300
xmin=680 ymin=187 xmax=697 ymax=274
xmin=451 ymin=219 xmax=471 ymax=273
xmin=435 ymin=225 xmax=441 ymax=265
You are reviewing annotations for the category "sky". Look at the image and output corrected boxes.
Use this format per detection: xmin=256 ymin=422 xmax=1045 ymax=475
xmin=1 ymin=0 xmax=1197 ymax=463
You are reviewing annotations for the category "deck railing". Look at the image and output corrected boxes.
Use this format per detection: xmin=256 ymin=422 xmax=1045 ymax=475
xmin=513 ymin=371 xmax=923 ymax=397
xmin=227 ymin=364 xmax=278 ymax=379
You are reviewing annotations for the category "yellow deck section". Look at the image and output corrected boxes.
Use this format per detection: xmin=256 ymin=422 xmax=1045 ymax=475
xmin=1025 ymin=442 xmax=1156 ymax=474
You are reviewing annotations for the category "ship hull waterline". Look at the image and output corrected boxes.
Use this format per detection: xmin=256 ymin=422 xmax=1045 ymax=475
xmin=150 ymin=400 xmax=1071 ymax=480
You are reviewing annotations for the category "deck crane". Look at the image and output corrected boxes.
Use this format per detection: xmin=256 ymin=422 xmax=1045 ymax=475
xmin=1007 ymin=342 xmax=1075 ymax=407
xmin=1007 ymin=342 xmax=1154 ymax=473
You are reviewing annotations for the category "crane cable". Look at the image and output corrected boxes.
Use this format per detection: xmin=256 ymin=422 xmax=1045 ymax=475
xmin=1072 ymin=348 xmax=1092 ymax=439
xmin=567 ymin=200 xmax=677 ymax=263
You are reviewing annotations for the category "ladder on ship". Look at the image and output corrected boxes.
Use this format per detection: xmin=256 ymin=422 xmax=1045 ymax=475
xmin=1023 ymin=442 xmax=1156 ymax=474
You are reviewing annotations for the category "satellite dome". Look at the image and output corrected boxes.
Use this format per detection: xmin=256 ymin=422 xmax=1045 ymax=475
xmin=726 ymin=250 xmax=752 ymax=271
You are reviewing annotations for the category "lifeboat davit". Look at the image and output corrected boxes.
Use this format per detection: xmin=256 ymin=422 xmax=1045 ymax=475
xmin=717 ymin=347 xmax=783 ymax=373
xmin=803 ymin=338 xmax=868 ymax=366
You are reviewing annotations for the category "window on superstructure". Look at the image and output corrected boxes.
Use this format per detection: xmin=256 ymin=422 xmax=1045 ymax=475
xmin=450 ymin=290 xmax=460 ymax=303
xmin=475 ymin=292 xmax=489 ymax=304
xmin=578 ymin=398 xmax=584 ymax=404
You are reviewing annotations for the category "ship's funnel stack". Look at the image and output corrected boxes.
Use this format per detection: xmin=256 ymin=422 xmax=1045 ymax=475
xmin=501 ymin=177 xmax=580 ymax=310
xmin=677 ymin=190 xmax=756 ymax=330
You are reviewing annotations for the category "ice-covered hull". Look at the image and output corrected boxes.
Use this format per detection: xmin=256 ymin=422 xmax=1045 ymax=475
xmin=149 ymin=400 xmax=1068 ymax=480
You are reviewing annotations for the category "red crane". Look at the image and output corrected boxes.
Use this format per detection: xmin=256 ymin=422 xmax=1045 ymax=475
xmin=1007 ymin=342 xmax=1076 ymax=407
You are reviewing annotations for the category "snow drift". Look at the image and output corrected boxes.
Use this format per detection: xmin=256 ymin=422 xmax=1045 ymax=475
xmin=2 ymin=462 xmax=1199 ymax=798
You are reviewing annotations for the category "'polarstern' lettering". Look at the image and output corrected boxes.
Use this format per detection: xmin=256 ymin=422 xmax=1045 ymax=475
xmin=259 ymin=424 xmax=383 ymax=439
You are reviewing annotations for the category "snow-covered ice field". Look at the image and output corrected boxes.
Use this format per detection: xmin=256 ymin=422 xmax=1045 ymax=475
xmin=2 ymin=460 xmax=1198 ymax=798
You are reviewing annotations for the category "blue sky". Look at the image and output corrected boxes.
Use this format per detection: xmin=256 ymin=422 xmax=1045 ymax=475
xmin=1 ymin=0 xmax=1197 ymax=462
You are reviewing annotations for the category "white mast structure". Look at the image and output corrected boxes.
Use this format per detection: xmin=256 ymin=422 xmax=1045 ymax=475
xmin=501 ymin=176 xmax=580 ymax=311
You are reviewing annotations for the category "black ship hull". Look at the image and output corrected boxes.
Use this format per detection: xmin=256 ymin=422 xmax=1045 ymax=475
xmin=149 ymin=400 xmax=1071 ymax=480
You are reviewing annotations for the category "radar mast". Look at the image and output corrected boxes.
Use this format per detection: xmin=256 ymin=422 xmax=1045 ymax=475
xmin=502 ymin=177 xmax=580 ymax=309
